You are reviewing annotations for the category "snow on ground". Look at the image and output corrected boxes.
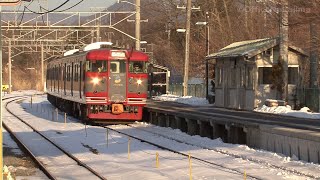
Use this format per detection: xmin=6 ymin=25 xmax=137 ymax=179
xmin=254 ymin=105 xmax=320 ymax=119
xmin=130 ymin=122 xmax=320 ymax=177
xmin=153 ymin=94 xmax=210 ymax=106
xmin=2 ymin=91 xmax=320 ymax=179
xmin=153 ymin=94 xmax=320 ymax=119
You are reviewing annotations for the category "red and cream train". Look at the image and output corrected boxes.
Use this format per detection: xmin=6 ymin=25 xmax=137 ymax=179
xmin=46 ymin=42 xmax=149 ymax=123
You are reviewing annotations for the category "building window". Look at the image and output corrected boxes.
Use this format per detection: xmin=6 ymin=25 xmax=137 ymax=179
xmin=288 ymin=67 xmax=298 ymax=84
xmin=258 ymin=67 xmax=273 ymax=84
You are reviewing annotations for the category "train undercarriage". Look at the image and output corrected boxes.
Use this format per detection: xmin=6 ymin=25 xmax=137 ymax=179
xmin=47 ymin=93 xmax=143 ymax=124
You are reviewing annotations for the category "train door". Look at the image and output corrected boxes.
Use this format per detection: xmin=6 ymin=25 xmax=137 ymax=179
xmin=64 ymin=63 xmax=66 ymax=95
xmin=80 ymin=61 xmax=83 ymax=99
xmin=71 ymin=62 xmax=74 ymax=96
xmin=54 ymin=65 xmax=56 ymax=92
xmin=108 ymin=60 xmax=127 ymax=102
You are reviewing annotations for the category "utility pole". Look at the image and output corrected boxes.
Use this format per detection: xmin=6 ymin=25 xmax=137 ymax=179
xmin=0 ymin=7 xmax=3 ymax=178
xmin=183 ymin=0 xmax=192 ymax=96
xmin=205 ymin=12 xmax=209 ymax=56
xmin=205 ymin=11 xmax=209 ymax=99
xmin=135 ymin=0 xmax=141 ymax=50
xmin=177 ymin=0 xmax=200 ymax=96
xmin=310 ymin=21 xmax=319 ymax=88
xmin=0 ymin=1 xmax=24 ymax=178
xmin=279 ymin=0 xmax=288 ymax=101
xmin=9 ymin=40 xmax=12 ymax=94
xmin=41 ymin=43 xmax=44 ymax=92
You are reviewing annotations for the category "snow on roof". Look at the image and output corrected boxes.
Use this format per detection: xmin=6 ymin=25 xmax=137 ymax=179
xmin=207 ymin=37 xmax=277 ymax=59
xmin=206 ymin=37 xmax=308 ymax=60
xmin=83 ymin=42 xmax=113 ymax=51
xmin=63 ymin=49 xmax=79 ymax=56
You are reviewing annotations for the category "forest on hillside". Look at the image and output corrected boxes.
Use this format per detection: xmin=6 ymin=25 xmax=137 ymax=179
xmin=113 ymin=0 xmax=320 ymax=79
xmin=3 ymin=0 xmax=320 ymax=90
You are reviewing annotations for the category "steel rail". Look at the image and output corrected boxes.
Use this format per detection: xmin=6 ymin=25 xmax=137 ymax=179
xmin=104 ymin=125 xmax=262 ymax=180
xmin=4 ymin=96 xmax=107 ymax=180
xmin=127 ymin=123 xmax=319 ymax=179
xmin=3 ymin=96 xmax=57 ymax=180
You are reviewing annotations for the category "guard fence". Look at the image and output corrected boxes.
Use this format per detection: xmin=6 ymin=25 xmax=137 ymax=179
xmin=168 ymin=83 xmax=206 ymax=98
xmin=296 ymin=88 xmax=320 ymax=112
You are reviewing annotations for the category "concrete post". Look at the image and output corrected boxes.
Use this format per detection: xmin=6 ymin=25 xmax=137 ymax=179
xmin=187 ymin=119 xmax=198 ymax=136
xmin=7 ymin=40 xmax=12 ymax=94
xmin=135 ymin=0 xmax=141 ymax=50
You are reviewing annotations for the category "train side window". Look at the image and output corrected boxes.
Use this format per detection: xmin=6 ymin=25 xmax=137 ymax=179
xmin=74 ymin=64 xmax=78 ymax=82
xmin=86 ymin=61 xmax=90 ymax=72
xmin=82 ymin=62 xmax=85 ymax=81
xmin=87 ymin=60 xmax=107 ymax=73
xmin=71 ymin=62 xmax=74 ymax=82
xmin=54 ymin=66 xmax=57 ymax=80
xmin=63 ymin=64 xmax=66 ymax=81
xmin=67 ymin=65 xmax=70 ymax=81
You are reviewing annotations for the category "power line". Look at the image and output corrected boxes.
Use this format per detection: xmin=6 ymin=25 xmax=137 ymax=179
xmin=25 ymin=0 xmax=70 ymax=14
xmin=19 ymin=0 xmax=85 ymax=25
xmin=36 ymin=0 xmax=85 ymax=13
xmin=17 ymin=0 xmax=34 ymax=26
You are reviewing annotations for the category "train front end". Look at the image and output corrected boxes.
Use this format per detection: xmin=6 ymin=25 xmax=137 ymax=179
xmin=85 ymin=49 xmax=148 ymax=122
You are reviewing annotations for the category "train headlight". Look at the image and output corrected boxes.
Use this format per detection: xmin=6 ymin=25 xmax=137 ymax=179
xmin=137 ymin=79 xmax=142 ymax=85
xmin=91 ymin=77 xmax=100 ymax=85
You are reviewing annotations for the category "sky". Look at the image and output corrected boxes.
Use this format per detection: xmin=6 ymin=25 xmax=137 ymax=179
xmin=4 ymin=0 xmax=118 ymax=12
xmin=2 ymin=91 xmax=320 ymax=179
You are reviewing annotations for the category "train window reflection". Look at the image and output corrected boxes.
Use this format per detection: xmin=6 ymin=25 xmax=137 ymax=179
xmin=110 ymin=61 xmax=126 ymax=73
xmin=110 ymin=62 xmax=119 ymax=73
xmin=129 ymin=61 xmax=146 ymax=73
xmin=87 ymin=60 xmax=107 ymax=73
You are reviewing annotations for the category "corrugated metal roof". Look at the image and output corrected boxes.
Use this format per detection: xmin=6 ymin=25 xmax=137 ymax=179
xmin=207 ymin=37 xmax=278 ymax=59
xmin=206 ymin=37 xmax=308 ymax=60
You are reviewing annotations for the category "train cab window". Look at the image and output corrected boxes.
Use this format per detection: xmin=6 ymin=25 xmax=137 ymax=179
xmin=87 ymin=60 xmax=107 ymax=73
xmin=110 ymin=61 xmax=126 ymax=73
xmin=110 ymin=61 xmax=119 ymax=73
xmin=129 ymin=61 xmax=146 ymax=73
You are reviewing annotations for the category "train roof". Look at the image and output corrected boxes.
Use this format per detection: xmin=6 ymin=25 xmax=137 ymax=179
xmin=48 ymin=48 xmax=149 ymax=65
xmin=86 ymin=49 xmax=149 ymax=61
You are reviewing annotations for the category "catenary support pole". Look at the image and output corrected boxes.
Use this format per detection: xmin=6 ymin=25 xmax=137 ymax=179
xmin=135 ymin=0 xmax=140 ymax=50
xmin=183 ymin=0 xmax=192 ymax=96
xmin=8 ymin=40 xmax=11 ymax=94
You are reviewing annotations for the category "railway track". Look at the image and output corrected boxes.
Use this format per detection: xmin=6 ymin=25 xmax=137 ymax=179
xmin=3 ymin=96 xmax=106 ymax=180
xmin=103 ymin=124 xmax=256 ymax=179
xmin=126 ymin=123 xmax=320 ymax=179
xmin=4 ymin=94 xmax=319 ymax=179
xmin=105 ymin=123 xmax=319 ymax=180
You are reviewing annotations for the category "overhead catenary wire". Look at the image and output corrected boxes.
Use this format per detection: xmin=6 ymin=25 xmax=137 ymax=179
xmin=35 ymin=0 xmax=85 ymax=13
xmin=18 ymin=0 xmax=85 ymax=25
xmin=17 ymin=0 xmax=34 ymax=26
xmin=25 ymin=0 xmax=70 ymax=14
